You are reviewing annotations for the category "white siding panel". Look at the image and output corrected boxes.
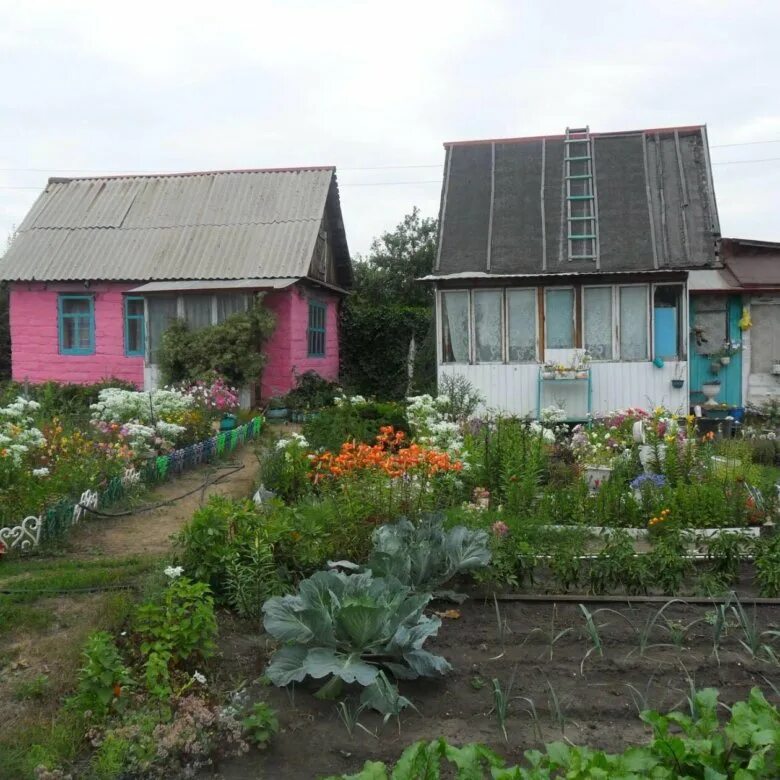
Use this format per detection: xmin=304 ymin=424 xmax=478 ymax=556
xmin=439 ymin=361 xmax=688 ymax=416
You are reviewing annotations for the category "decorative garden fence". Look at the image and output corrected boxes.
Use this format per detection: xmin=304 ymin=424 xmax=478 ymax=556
xmin=0 ymin=416 xmax=264 ymax=554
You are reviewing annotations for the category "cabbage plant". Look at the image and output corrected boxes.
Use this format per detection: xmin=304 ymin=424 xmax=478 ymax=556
xmin=262 ymin=570 xmax=450 ymax=695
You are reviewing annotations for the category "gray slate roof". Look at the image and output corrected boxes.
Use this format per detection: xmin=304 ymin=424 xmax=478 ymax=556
xmin=0 ymin=167 xmax=351 ymax=284
xmin=434 ymin=126 xmax=720 ymax=278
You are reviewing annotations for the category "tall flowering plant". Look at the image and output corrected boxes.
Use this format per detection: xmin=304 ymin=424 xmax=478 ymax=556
xmin=174 ymin=374 xmax=240 ymax=413
xmin=309 ymin=426 xmax=464 ymax=523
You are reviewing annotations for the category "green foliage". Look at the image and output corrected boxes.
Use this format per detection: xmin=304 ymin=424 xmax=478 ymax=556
xmin=646 ymin=528 xmax=694 ymax=595
xmin=589 ymin=530 xmax=647 ymax=595
xmin=158 ymin=301 xmax=275 ymax=387
xmin=705 ymin=531 xmax=749 ymax=584
xmin=133 ymin=576 xmax=217 ymax=696
xmin=341 ymin=209 xmax=437 ymax=399
xmin=262 ymin=570 xmax=450 ymax=698
xmin=355 ymin=515 xmax=490 ymax=596
xmin=260 ymin=435 xmax=312 ymax=502
xmin=225 ymin=539 xmax=283 ymax=620
xmin=241 ymin=701 xmax=279 ymax=748
xmin=327 ymin=687 xmax=780 ymax=779
xmin=302 ymin=399 xmax=409 ymax=452
xmin=282 ymin=370 xmax=341 ymax=412
xmin=69 ymin=631 xmax=133 ymax=720
xmin=755 ymin=534 xmax=780 ymax=596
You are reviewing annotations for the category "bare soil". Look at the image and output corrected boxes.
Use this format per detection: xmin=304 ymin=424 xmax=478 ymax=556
xmin=209 ymin=596 xmax=780 ymax=780
xmin=66 ymin=445 xmax=259 ymax=558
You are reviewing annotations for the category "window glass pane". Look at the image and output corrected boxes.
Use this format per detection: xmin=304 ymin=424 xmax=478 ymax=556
xmin=653 ymin=285 xmax=682 ymax=360
xmin=545 ymin=289 xmax=574 ymax=349
xmin=74 ymin=317 xmax=91 ymax=349
xmin=63 ymin=298 xmax=90 ymax=316
xmin=148 ymin=296 xmax=178 ymax=364
xmin=61 ymin=316 xmax=76 ymax=350
xmin=183 ymin=295 xmax=213 ymax=331
xmin=507 ymin=289 xmax=536 ymax=361
xmin=307 ymin=301 xmax=326 ymax=356
xmin=583 ymin=287 xmax=612 ymax=360
xmin=127 ymin=298 xmax=144 ymax=317
xmin=216 ymin=293 xmax=248 ymax=322
xmin=127 ymin=317 xmax=143 ymax=354
xmin=441 ymin=291 xmax=470 ymax=363
xmin=619 ymin=286 xmax=648 ymax=360
xmin=692 ymin=294 xmax=727 ymax=356
xmin=474 ymin=290 xmax=502 ymax=362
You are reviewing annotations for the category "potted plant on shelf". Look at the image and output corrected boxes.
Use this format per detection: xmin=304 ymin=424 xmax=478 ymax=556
xmin=701 ymin=378 xmax=721 ymax=408
xmin=716 ymin=339 xmax=742 ymax=366
xmin=265 ymin=397 xmax=289 ymax=420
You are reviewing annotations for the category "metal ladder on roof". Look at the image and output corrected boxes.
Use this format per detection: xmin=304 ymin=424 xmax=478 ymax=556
xmin=564 ymin=126 xmax=598 ymax=261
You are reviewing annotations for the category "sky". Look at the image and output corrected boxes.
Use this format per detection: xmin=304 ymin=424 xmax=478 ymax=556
xmin=1 ymin=0 xmax=779 ymax=258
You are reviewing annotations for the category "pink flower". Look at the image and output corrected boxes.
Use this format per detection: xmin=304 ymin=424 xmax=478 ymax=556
xmin=492 ymin=521 xmax=509 ymax=537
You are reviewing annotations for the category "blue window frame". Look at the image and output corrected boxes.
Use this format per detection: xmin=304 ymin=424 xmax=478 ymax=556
xmin=58 ymin=294 xmax=95 ymax=355
xmin=124 ymin=296 xmax=146 ymax=356
xmin=307 ymin=300 xmax=326 ymax=357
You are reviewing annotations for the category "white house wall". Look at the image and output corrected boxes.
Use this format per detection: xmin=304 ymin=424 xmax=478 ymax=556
xmin=747 ymin=294 xmax=780 ymax=404
xmin=439 ymin=361 xmax=689 ymax=417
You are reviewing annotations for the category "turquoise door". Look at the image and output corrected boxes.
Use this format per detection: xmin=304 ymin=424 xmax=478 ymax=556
xmin=689 ymin=294 xmax=743 ymax=408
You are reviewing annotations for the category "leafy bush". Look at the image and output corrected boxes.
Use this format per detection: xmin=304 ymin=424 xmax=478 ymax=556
xmin=241 ymin=701 xmax=279 ymax=748
xmin=326 ymin=687 xmax=780 ymax=779
xmin=281 ymin=370 xmax=341 ymax=412
xmin=358 ymin=515 xmax=490 ymax=596
xmin=260 ymin=433 xmax=312 ymax=502
xmin=302 ymin=399 xmax=409 ymax=452
xmin=70 ymin=631 xmax=133 ymax=721
xmin=158 ymin=301 xmax=275 ymax=387
xmin=263 ymin=570 xmax=450 ymax=699
xmin=755 ymin=534 xmax=780 ymax=596
xmin=133 ymin=576 xmax=217 ymax=697
xmin=437 ymin=373 xmax=483 ymax=422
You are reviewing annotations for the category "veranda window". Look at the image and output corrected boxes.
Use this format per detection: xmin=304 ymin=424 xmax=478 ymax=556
xmin=653 ymin=285 xmax=684 ymax=360
xmin=545 ymin=288 xmax=575 ymax=349
xmin=619 ymin=285 xmax=649 ymax=360
xmin=507 ymin=289 xmax=537 ymax=361
xmin=216 ymin=293 xmax=249 ymax=322
xmin=583 ymin=286 xmax=613 ymax=360
xmin=183 ymin=294 xmax=213 ymax=331
xmin=147 ymin=296 xmax=178 ymax=364
xmin=474 ymin=290 xmax=502 ymax=362
xmin=441 ymin=291 xmax=470 ymax=363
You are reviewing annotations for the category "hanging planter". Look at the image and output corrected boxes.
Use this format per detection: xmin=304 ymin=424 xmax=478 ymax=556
xmin=720 ymin=355 xmax=731 ymax=366
xmin=709 ymin=360 xmax=721 ymax=375
xmin=671 ymin=378 xmax=685 ymax=389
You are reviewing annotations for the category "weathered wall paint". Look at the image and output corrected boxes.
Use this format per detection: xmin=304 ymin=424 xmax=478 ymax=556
xmin=10 ymin=282 xmax=144 ymax=386
xmin=261 ymin=285 xmax=340 ymax=399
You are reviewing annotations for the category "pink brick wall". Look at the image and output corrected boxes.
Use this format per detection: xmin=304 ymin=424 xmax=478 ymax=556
xmin=261 ymin=285 xmax=340 ymax=399
xmin=10 ymin=282 xmax=144 ymax=386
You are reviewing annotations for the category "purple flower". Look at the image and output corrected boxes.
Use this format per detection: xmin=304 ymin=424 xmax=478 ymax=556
xmin=630 ymin=473 xmax=667 ymax=490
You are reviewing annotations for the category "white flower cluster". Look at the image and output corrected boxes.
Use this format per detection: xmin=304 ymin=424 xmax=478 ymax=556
xmin=333 ymin=394 xmax=366 ymax=407
xmin=528 ymin=420 xmax=556 ymax=444
xmin=275 ymin=432 xmax=309 ymax=451
xmin=406 ymin=394 xmax=465 ymax=456
xmin=0 ymin=396 xmax=45 ymax=466
xmin=164 ymin=565 xmax=184 ymax=579
xmin=91 ymin=388 xmax=194 ymax=425
xmin=539 ymin=405 xmax=567 ymax=425
xmin=121 ymin=420 xmax=187 ymax=455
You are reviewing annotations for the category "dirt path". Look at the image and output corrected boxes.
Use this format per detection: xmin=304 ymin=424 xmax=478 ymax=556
xmin=67 ymin=445 xmax=259 ymax=559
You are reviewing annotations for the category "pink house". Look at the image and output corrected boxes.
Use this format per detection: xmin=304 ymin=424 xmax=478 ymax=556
xmin=0 ymin=167 xmax=352 ymax=401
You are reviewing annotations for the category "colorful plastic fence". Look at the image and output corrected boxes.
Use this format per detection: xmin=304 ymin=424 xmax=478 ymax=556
xmin=1 ymin=416 xmax=264 ymax=553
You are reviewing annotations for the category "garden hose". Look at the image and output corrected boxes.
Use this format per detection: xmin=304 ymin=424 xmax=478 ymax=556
xmin=75 ymin=461 xmax=246 ymax=518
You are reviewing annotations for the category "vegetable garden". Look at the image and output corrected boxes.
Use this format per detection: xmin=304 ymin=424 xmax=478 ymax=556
xmin=3 ymin=376 xmax=780 ymax=778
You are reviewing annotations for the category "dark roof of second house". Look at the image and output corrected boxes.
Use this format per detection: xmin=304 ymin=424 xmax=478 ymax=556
xmin=721 ymin=237 xmax=780 ymax=288
xmin=431 ymin=125 xmax=720 ymax=279
xmin=0 ymin=167 xmax=351 ymax=287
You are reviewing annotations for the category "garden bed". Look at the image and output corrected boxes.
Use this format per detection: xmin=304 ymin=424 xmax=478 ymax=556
xmin=211 ymin=595 xmax=780 ymax=779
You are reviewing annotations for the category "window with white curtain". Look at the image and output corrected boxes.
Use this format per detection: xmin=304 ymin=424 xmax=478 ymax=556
xmin=183 ymin=294 xmax=213 ymax=331
xmin=507 ymin=289 xmax=536 ymax=361
xmin=441 ymin=291 xmax=470 ymax=363
xmin=619 ymin=286 xmax=649 ymax=360
xmin=583 ymin=286 xmax=613 ymax=360
xmin=216 ymin=293 xmax=249 ymax=322
xmin=147 ymin=296 xmax=178 ymax=364
xmin=545 ymin=288 xmax=575 ymax=349
xmin=474 ymin=290 xmax=502 ymax=362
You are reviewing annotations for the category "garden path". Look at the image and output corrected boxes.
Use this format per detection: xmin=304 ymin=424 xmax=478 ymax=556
xmin=67 ymin=444 xmax=259 ymax=559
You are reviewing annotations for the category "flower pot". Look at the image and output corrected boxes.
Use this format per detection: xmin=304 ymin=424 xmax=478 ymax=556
xmin=720 ymin=355 xmax=731 ymax=365
xmin=542 ymin=371 xmax=556 ymax=380
xmin=265 ymin=407 xmax=289 ymax=420
xmin=584 ymin=465 xmax=613 ymax=491
xmin=575 ymin=370 xmax=589 ymax=379
xmin=772 ymin=362 xmax=780 ymax=376
xmin=701 ymin=382 xmax=721 ymax=408
xmin=671 ymin=378 xmax=684 ymax=389
xmin=639 ymin=444 xmax=666 ymax=474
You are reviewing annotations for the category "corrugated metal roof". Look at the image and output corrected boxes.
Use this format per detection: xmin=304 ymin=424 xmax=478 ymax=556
xmin=1 ymin=167 xmax=344 ymax=281
xmin=128 ymin=278 xmax=298 ymax=293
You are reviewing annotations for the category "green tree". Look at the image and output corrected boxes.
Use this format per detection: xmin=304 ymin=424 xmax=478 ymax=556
xmin=341 ymin=208 xmax=437 ymax=399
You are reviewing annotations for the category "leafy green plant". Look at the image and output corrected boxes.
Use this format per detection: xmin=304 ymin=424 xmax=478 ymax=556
xmin=224 ymin=540 xmax=284 ymax=620
xmin=589 ymin=530 xmax=648 ymax=595
xmin=133 ymin=576 xmax=217 ymax=696
xmin=260 ymin=434 xmax=312 ymax=502
xmin=69 ymin=631 xmax=133 ymax=720
xmin=755 ymin=534 xmax=780 ymax=597
xmin=282 ymin=370 xmax=341 ymax=412
xmin=646 ymin=528 xmax=693 ymax=594
xmin=705 ymin=531 xmax=748 ymax=584
xmin=355 ymin=515 xmax=490 ymax=598
xmin=262 ymin=570 xmax=450 ymax=701
xmin=241 ymin=701 xmax=279 ymax=748
xmin=324 ymin=687 xmax=780 ymax=780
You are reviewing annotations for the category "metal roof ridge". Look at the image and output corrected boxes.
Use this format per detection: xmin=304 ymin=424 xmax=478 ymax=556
xmin=46 ymin=166 xmax=336 ymax=185
xmin=443 ymin=124 xmax=706 ymax=148
xmin=17 ymin=217 xmax=325 ymax=232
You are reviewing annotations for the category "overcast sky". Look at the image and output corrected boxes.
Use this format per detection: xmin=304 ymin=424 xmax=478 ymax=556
xmin=1 ymin=0 xmax=778 ymax=257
